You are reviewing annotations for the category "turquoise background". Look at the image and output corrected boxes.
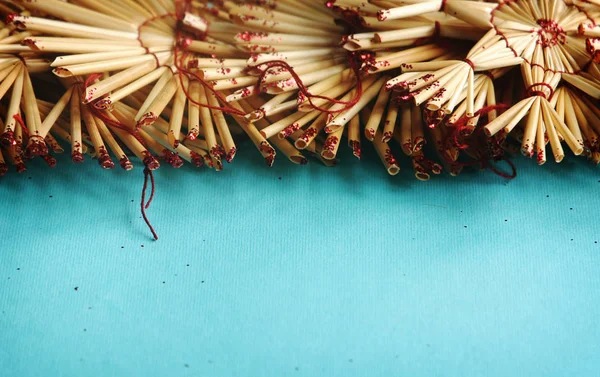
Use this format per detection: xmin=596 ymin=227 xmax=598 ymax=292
xmin=1 ymin=141 xmax=599 ymax=376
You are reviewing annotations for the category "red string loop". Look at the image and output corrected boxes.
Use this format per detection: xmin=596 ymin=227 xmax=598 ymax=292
xmin=84 ymin=74 xmax=161 ymax=240
xmin=254 ymin=57 xmax=363 ymax=115
xmin=525 ymin=82 xmax=555 ymax=100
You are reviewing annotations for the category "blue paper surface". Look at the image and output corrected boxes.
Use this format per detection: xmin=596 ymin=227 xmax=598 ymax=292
xmin=1 ymin=142 xmax=599 ymax=377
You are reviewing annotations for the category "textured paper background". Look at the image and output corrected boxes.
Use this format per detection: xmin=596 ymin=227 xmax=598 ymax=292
xmin=1 ymin=142 xmax=599 ymax=377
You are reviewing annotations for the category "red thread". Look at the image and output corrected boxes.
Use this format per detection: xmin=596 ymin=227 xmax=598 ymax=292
xmin=141 ymin=167 xmax=159 ymax=240
xmin=449 ymin=104 xmax=509 ymax=148
xmin=489 ymin=1 xmax=586 ymax=74
xmin=463 ymin=59 xmax=475 ymax=69
xmin=84 ymin=75 xmax=161 ymax=240
xmin=255 ymin=54 xmax=364 ymax=115
xmin=451 ymin=104 xmax=510 ymax=130
xmin=131 ymin=0 xmax=245 ymax=117
xmin=447 ymin=142 xmax=517 ymax=179
xmin=525 ymin=83 xmax=554 ymax=100
xmin=482 ymin=71 xmax=495 ymax=80
xmin=445 ymin=104 xmax=516 ymax=179
xmin=136 ymin=11 xmax=177 ymax=70
xmin=84 ymin=74 xmax=150 ymax=147
xmin=173 ymin=48 xmax=246 ymax=116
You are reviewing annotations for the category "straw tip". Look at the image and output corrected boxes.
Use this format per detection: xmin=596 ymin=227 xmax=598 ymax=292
xmin=377 ymin=10 xmax=389 ymax=21
xmin=120 ymin=157 xmax=134 ymax=171
xmin=415 ymin=172 xmax=430 ymax=181
xmin=16 ymin=163 xmax=27 ymax=174
xmin=71 ymin=151 xmax=85 ymax=164
xmin=25 ymin=138 xmax=49 ymax=158
xmin=225 ymin=148 xmax=237 ymax=163
xmin=0 ymin=131 xmax=16 ymax=148
xmin=388 ymin=166 xmax=401 ymax=176
xmin=143 ymin=155 xmax=160 ymax=171
xmin=52 ymin=67 xmax=73 ymax=78
xmin=187 ymin=151 xmax=203 ymax=167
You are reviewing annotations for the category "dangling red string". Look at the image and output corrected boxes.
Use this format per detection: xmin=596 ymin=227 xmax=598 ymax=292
xmin=141 ymin=167 xmax=158 ymax=240
xmin=449 ymin=104 xmax=510 ymax=149
xmin=95 ymin=0 xmax=369 ymax=241
xmin=84 ymin=74 xmax=160 ymax=240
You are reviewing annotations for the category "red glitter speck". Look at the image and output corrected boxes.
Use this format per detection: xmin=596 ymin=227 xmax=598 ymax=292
xmin=384 ymin=149 xmax=397 ymax=165
xmin=264 ymin=153 xmax=275 ymax=167
xmin=25 ymin=136 xmax=48 ymax=158
xmin=162 ymin=150 xmax=183 ymax=168
xmin=350 ymin=140 xmax=361 ymax=159
xmin=535 ymin=19 xmax=566 ymax=47
xmin=142 ymin=153 xmax=160 ymax=171
xmin=323 ymin=136 xmax=339 ymax=152
xmin=42 ymin=155 xmax=57 ymax=168
xmin=98 ymin=147 xmax=115 ymax=169
xmin=71 ymin=150 xmax=84 ymax=163
xmin=210 ymin=145 xmax=226 ymax=158
xmin=15 ymin=162 xmax=26 ymax=173
xmin=259 ymin=141 xmax=274 ymax=156
xmin=190 ymin=151 xmax=204 ymax=167
xmin=94 ymin=98 xmax=112 ymax=110
xmin=119 ymin=157 xmax=134 ymax=170
xmin=0 ymin=131 xmax=16 ymax=147
xmin=225 ymin=147 xmax=237 ymax=163
xmin=237 ymin=31 xmax=268 ymax=42
xmin=280 ymin=123 xmax=300 ymax=138
xmin=300 ymin=127 xmax=318 ymax=142
xmin=187 ymin=129 xmax=198 ymax=140
xmin=5 ymin=13 xmax=17 ymax=24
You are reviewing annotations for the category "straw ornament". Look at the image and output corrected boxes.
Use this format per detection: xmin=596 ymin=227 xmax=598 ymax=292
xmin=1 ymin=0 xmax=600 ymax=238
